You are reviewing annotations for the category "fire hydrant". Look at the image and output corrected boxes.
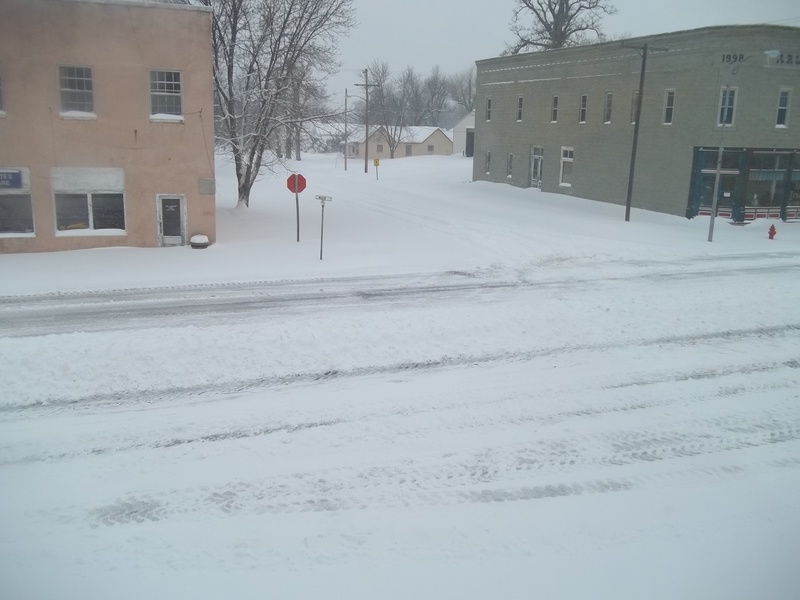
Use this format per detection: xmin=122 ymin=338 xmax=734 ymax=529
xmin=768 ymin=224 xmax=776 ymax=240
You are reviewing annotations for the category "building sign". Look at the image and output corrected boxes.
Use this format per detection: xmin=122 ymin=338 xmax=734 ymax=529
xmin=765 ymin=52 xmax=800 ymax=66
xmin=774 ymin=53 xmax=800 ymax=65
xmin=0 ymin=170 xmax=23 ymax=189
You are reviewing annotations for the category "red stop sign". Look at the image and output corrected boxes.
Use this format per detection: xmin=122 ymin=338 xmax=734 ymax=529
xmin=287 ymin=173 xmax=306 ymax=193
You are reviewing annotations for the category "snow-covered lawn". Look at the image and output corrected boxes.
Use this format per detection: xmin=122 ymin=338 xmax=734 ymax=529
xmin=1 ymin=154 xmax=799 ymax=599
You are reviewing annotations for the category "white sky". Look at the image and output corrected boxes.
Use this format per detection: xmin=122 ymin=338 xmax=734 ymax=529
xmin=328 ymin=0 xmax=800 ymax=100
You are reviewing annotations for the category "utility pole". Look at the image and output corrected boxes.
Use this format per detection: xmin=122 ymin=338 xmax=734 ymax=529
xmin=355 ymin=69 xmax=379 ymax=174
xmin=622 ymin=42 xmax=668 ymax=222
xmin=344 ymin=88 xmax=348 ymax=171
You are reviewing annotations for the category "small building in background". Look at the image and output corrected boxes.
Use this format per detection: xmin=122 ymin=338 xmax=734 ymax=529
xmin=452 ymin=111 xmax=475 ymax=157
xmin=345 ymin=126 xmax=453 ymax=160
xmin=0 ymin=0 xmax=216 ymax=253
xmin=473 ymin=25 xmax=800 ymax=221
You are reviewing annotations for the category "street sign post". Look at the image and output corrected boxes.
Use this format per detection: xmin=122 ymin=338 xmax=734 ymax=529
xmin=316 ymin=195 xmax=333 ymax=260
xmin=373 ymin=158 xmax=380 ymax=181
xmin=287 ymin=174 xmax=306 ymax=241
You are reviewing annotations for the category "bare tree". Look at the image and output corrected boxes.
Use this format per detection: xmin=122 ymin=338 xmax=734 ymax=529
xmin=447 ymin=66 xmax=477 ymax=113
xmin=174 ymin=0 xmax=354 ymax=207
xmin=416 ymin=66 xmax=449 ymax=127
xmin=507 ymin=0 xmax=617 ymax=54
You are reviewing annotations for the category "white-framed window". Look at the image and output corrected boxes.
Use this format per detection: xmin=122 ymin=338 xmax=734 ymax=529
xmin=405 ymin=144 xmax=412 ymax=156
xmin=776 ymin=88 xmax=791 ymax=127
xmin=551 ymin=95 xmax=559 ymax=122
xmin=150 ymin=70 xmax=182 ymax=117
xmin=559 ymin=147 xmax=574 ymax=187
xmin=603 ymin=92 xmax=612 ymax=124
xmin=718 ymin=86 xmax=737 ymax=126
xmin=377 ymin=144 xmax=384 ymax=152
xmin=663 ymin=89 xmax=675 ymax=124
xmin=0 ymin=76 xmax=4 ymax=113
xmin=579 ymin=94 xmax=587 ymax=123
xmin=55 ymin=193 xmax=125 ymax=232
xmin=427 ymin=144 xmax=434 ymax=153
xmin=485 ymin=97 xmax=492 ymax=121
xmin=59 ymin=65 xmax=94 ymax=114
xmin=51 ymin=167 xmax=126 ymax=234
xmin=485 ymin=151 xmax=491 ymax=174
xmin=630 ymin=90 xmax=640 ymax=124
xmin=507 ymin=153 xmax=513 ymax=178
xmin=517 ymin=97 xmax=523 ymax=121
xmin=0 ymin=168 xmax=33 ymax=235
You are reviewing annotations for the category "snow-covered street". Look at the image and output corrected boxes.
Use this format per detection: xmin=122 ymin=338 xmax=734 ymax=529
xmin=2 ymin=155 xmax=800 ymax=599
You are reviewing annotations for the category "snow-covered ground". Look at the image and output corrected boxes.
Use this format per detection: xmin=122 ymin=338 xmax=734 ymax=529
xmin=1 ymin=154 xmax=799 ymax=599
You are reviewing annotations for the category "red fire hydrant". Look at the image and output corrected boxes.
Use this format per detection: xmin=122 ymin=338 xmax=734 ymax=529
xmin=768 ymin=224 xmax=776 ymax=240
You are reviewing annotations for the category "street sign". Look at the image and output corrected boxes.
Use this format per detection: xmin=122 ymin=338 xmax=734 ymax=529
xmin=316 ymin=195 xmax=333 ymax=260
xmin=287 ymin=173 xmax=306 ymax=193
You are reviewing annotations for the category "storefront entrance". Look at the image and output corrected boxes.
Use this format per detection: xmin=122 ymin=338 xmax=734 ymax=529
xmin=687 ymin=148 xmax=800 ymax=221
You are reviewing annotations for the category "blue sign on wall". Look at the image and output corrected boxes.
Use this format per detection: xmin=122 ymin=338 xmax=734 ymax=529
xmin=0 ymin=170 xmax=23 ymax=189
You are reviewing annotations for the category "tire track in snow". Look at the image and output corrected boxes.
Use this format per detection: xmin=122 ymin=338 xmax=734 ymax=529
xmin=3 ymin=321 xmax=799 ymax=416
xmin=82 ymin=420 xmax=800 ymax=527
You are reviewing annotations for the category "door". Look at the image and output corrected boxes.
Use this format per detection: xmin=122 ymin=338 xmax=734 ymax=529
xmin=530 ymin=147 xmax=544 ymax=188
xmin=158 ymin=196 xmax=185 ymax=246
xmin=465 ymin=130 xmax=474 ymax=157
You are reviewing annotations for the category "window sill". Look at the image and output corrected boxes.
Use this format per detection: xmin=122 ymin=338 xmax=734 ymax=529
xmin=559 ymin=183 xmax=572 ymax=188
xmin=0 ymin=231 xmax=35 ymax=238
xmin=60 ymin=111 xmax=97 ymax=120
xmin=56 ymin=229 xmax=127 ymax=237
xmin=0 ymin=111 xmax=6 ymax=118
xmin=775 ymin=124 xmax=788 ymax=129
xmin=150 ymin=114 xmax=185 ymax=123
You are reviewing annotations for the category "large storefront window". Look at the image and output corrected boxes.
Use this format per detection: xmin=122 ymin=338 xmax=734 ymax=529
xmin=0 ymin=195 xmax=34 ymax=233
xmin=687 ymin=148 xmax=800 ymax=220
xmin=55 ymin=192 xmax=125 ymax=231
xmin=0 ymin=168 xmax=33 ymax=234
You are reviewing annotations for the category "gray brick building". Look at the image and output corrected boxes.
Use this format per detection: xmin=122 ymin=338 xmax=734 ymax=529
xmin=473 ymin=25 xmax=800 ymax=221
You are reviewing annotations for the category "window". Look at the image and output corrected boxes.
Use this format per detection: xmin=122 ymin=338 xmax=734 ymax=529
xmin=579 ymin=94 xmax=587 ymax=123
xmin=150 ymin=70 xmax=182 ymax=116
xmin=631 ymin=90 xmax=641 ymax=124
xmin=507 ymin=153 xmax=513 ymax=178
xmin=405 ymin=144 xmax=413 ymax=156
xmin=718 ymin=86 xmax=737 ymax=126
xmin=663 ymin=89 xmax=675 ymax=124
xmin=560 ymin=147 xmax=574 ymax=187
xmin=0 ymin=195 xmax=33 ymax=233
xmin=485 ymin=98 xmax=492 ymax=121
xmin=0 ymin=76 xmax=4 ymax=112
xmin=517 ymin=97 xmax=523 ymax=121
xmin=485 ymin=151 xmax=491 ymax=174
xmin=776 ymin=89 xmax=790 ymax=127
xmin=427 ymin=144 xmax=434 ymax=153
xmin=0 ymin=169 xmax=33 ymax=234
xmin=377 ymin=144 xmax=384 ymax=152
xmin=551 ymin=95 xmax=559 ymax=122
xmin=603 ymin=92 xmax=612 ymax=124
xmin=55 ymin=193 xmax=125 ymax=231
xmin=59 ymin=66 xmax=94 ymax=113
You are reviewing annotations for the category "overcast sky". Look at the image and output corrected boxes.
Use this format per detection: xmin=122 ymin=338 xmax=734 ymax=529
xmin=328 ymin=0 xmax=799 ymax=101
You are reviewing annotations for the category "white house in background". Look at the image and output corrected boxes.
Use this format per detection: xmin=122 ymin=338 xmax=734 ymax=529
xmin=452 ymin=111 xmax=475 ymax=157
xmin=344 ymin=126 xmax=453 ymax=160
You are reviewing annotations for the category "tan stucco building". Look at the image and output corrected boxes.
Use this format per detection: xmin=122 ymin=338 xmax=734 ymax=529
xmin=0 ymin=0 xmax=215 ymax=253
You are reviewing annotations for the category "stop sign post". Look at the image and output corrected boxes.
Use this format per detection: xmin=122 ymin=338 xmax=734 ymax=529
xmin=287 ymin=174 xmax=306 ymax=241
